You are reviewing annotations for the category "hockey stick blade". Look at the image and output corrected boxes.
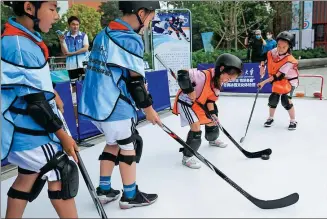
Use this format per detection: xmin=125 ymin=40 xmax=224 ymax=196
xmin=160 ymin=123 xmax=299 ymax=209
xmin=250 ymin=193 xmax=299 ymax=209
xmin=219 ymin=124 xmax=272 ymax=158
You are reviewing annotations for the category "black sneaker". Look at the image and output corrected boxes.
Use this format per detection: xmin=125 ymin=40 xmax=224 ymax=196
xmin=288 ymin=121 xmax=297 ymax=130
xmin=264 ymin=118 xmax=274 ymax=127
xmin=119 ymin=185 xmax=158 ymax=209
xmin=96 ymin=187 xmax=120 ymax=204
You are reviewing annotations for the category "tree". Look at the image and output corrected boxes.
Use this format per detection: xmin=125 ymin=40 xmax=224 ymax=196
xmin=167 ymin=1 xmax=272 ymax=51
xmin=98 ymin=1 xmax=122 ymax=28
xmin=61 ymin=4 xmax=102 ymax=42
xmin=269 ymin=1 xmax=292 ymax=35
xmin=1 ymin=3 xmax=15 ymax=33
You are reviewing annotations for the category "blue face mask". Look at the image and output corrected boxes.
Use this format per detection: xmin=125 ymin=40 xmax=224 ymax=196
xmin=256 ymin=35 xmax=261 ymax=39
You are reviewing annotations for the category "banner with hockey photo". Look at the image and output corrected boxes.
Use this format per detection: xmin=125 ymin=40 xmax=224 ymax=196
xmin=151 ymin=9 xmax=192 ymax=97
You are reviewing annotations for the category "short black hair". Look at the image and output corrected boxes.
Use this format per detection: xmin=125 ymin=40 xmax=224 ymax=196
xmin=68 ymin=16 xmax=80 ymax=25
xmin=3 ymin=1 xmax=44 ymax=17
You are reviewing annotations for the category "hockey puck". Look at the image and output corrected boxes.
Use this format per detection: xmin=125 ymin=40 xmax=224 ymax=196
xmin=261 ymin=154 xmax=270 ymax=160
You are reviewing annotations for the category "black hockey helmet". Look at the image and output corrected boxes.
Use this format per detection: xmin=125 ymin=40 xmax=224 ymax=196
xmin=276 ymin=31 xmax=294 ymax=47
xmin=119 ymin=1 xmax=160 ymax=13
xmin=4 ymin=1 xmax=45 ymax=32
xmin=119 ymin=1 xmax=160 ymax=33
xmin=215 ymin=53 xmax=243 ymax=74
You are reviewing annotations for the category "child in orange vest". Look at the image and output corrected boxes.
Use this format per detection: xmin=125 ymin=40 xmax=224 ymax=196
xmin=172 ymin=54 xmax=243 ymax=169
xmin=258 ymin=31 xmax=299 ymax=130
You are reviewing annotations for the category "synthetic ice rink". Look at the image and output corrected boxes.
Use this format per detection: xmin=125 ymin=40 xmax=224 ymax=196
xmin=2 ymin=96 xmax=327 ymax=218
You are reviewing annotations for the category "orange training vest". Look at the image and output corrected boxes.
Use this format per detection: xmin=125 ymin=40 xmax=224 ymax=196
xmin=267 ymin=51 xmax=298 ymax=94
xmin=172 ymin=69 xmax=218 ymax=125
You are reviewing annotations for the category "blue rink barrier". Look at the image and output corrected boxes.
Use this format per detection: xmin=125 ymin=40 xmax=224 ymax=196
xmin=54 ymin=81 xmax=79 ymax=140
xmin=137 ymin=70 xmax=171 ymax=120
xmin=197 ymin=63 xmax=272 ymax=93
xmin=1 ymin=158 xmax=9 ymax=167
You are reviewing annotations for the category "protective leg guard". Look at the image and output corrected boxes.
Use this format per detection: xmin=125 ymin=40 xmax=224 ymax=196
xmin=57 ymin=155 xmax=79 ymax=200
xmin=7 ymin=175 xmax=47 ymax=202
xmin=180 ymin=130 xmax=202 ymax=157
xmin=205 ymin=125 xmax=219 ymax=141
xmin=134 ymin=129 xmax=143 ymax=163
xmin=9 ymin=152 xmax=79 ymax=202
xmin=116 ymin=129 xmax=143 ymax=163
xmin=99 ymin=152 xmax=119 ymax=165
xmin=281 ymin=94 xmax=293 ymax=110
xmin=118 ymin=154 xmax=137 ymax=165
xmin=268 ymin=93 xmax=280 ymax=108
xmin=7 ymin=187 xmax=32 ymax=201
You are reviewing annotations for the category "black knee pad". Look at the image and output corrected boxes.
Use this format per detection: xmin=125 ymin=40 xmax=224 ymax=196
xmin=99 ymin=152 xmax=119 ymax=165
xmin=10 ymin=152 xmax=79 ymax=202
xmin=180 ymin=130 xmax=202 ymax=157
xmin=7 ymin=187 xmax=32 ymax=201
xmin=7 ymin=177 xmax=47 ymax=202
xmin=118 ymin=153 xmax=136 ymax=166
xmin=205 ymin=125 xmax=219 ymax=141
xmin=117 ymin=129 xmax=143 ymax=163
xmin=268 ymin=93 xmax=280 ymax=108
xmin=281 ymin=94 xmax=293 ymax=110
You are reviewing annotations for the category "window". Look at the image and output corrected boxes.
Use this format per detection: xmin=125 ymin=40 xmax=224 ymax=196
xmin=314 ymin=24 xmax=325 ymax=42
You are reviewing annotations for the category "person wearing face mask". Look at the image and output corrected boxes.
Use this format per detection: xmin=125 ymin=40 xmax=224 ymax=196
xmin=245 ymin=29 xmax=266 ymax=63
xmin=78 ymin=1 xmax=162 ymax=209
xmin=263 ymin=31 xmax=277 ymax=54
xmin=257 ymin=31 xmax=299 ymax=130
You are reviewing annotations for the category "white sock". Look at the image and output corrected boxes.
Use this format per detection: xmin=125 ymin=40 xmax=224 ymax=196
xmin=291 ymin=119 xmax=296 ymax=123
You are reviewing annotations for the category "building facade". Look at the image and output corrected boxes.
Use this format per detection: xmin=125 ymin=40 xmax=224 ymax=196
xmin=313 ymin=1 xmax=327 ymax=51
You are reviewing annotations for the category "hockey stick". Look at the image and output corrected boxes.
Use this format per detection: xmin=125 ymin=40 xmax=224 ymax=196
xmin=154 ymin=54 xmax=271 ymax=158
xmin=58 ymin=111 xmax=108 ymax=219
xmin=160 ymin=123 xmax=299 ymax=209
xmin=240 ymin=84 xmax=261 ymax=143
xmin=76 ymin=152 xmax=108 ymax=219
xmin=240 ymin=65 xmax=266 ymax=143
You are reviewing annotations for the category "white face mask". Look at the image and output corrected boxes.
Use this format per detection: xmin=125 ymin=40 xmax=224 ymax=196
xmin=267 ymin=35 xmax=272 ymax=39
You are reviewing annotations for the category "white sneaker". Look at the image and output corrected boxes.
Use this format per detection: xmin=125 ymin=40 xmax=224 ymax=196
xmin=209 ymin=139 xmax=228 ymax=148
xmin=182 ymin=156 xmax=201 ymax=169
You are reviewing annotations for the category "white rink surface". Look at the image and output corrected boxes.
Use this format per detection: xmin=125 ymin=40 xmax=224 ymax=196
xmin=2 ymin=96 xmax=327 ymax=218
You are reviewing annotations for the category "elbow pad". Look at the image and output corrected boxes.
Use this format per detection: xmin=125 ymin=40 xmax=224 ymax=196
xmin=177 ymin=70 xmax=194 ymax=94
xmin=273 ymin=73 xmax=285 ymax=82
xmin=24 ymin=93 xmax=63 ymax=133
xmin=206 ymin=100 xmax=218 ymax=116
xmin=126 ymin=76 xmax=153 ymax=109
